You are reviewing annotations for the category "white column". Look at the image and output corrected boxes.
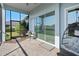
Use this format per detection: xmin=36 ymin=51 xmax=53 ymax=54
xmin=55 ymin=4 xmax=60 ymax=49
xmin=2 ymin=8 xmax=5 ymax=42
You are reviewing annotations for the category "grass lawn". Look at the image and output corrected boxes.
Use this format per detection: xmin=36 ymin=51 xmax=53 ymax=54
xmin=45 ymin=29 xmax=55 ymax=44
xmin=6 ymin=32 xmax=10 ymax=40
xmin=12 ymin=32 xmax=20 ymax=37
xmin=38 ymin=33 xmax=55 ymax=44
xmin=36 ymin=27 xmax=55 ymax=44
xmin=45 ymin=34 xmax=55 ymax=44
xmin=6 ymin=32 xmax=20 ymax=41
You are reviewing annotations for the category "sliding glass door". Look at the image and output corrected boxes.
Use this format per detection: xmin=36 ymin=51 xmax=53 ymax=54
xmin=44 ymin=15 xmax=55 ymax=44
xmin=5 ymin=10 xmax=11 ymax=40
xmin=37 ymin=17 xmax=45 ymax=40
xmin=5 ymin=9 xmax=28 ymax=41
xmin=11 ymin=11 xmax=20 ymax=38
xmin=34 ymin=11 xmax=55 ymax=44
xmin=11 ymin=21 xmax=20 ymax=38
xmin=34 ymin=17 xmax=44 ymax=40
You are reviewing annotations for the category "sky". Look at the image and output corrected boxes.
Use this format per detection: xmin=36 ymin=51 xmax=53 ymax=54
xmin=34 ymin=15 xmax=55 ymax=26
xmin=34 ymin=11 xmax=79 ymax=26
xmin=6 ymin=9 xmax=79 ymax=26
xmin=6 ymin=10 xmax=28 ymax=22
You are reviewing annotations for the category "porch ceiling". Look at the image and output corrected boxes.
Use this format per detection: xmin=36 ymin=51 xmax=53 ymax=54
xmin=3 ymin=3 xmax=40 ymax=13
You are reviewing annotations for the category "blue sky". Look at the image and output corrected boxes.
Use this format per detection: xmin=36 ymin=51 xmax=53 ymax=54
xmin=34 ymin=15 xmax=55 ymax=26
xmin=34 ymin=11 xmax=79 ymax=26
xmin=6 ymin=10 xmax=28 ymax=21
xmin=6 ymin=9 xmax=79 ymax=26
xmin=44 ymin=16 xmax=55 ymax=25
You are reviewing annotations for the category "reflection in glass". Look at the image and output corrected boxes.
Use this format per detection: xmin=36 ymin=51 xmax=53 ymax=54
xmin=34 ymin=11 xmax=55 ymax=44
xmin=5 ymin=9 xmax=28 ymax=40
xmin=37 ymin=17 xmax=45 ymax=40
xmin=44 ymin=15 xmax=55 ymax=44
xmin=62 ymin=10 xmax=79 ymax=54
xmin=11 ymin=21 xmax=20 ymax=37
xmin=11 ymin=11 xmax=20 ymax=21
xmin=5 ymin=10 xmax=11 ymax=40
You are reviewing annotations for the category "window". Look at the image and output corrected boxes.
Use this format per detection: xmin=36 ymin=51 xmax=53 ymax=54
xmin=44 ymin=15 xmax=55 ymax=44
xmin=68 ymin=11 xmax=77 ymax=24
xmin=11 ymin=11 xmax=20 ymax=21
xmin=5 ymin=9 xmax=28 ymax=40
xmin=34 ymin=11 xmax=55 ymax=44
xmin=20 ymin=13 xmax=28 ymax=32
xmin=62 ymin=7 xmax=79 ymax=54
xmin=36 ymin=17 xmax=45 ymax=40
xmin=5 ymin=10 xmax=11 ymax=40
xmin=21 ymin=13 xmax=28 ymax=20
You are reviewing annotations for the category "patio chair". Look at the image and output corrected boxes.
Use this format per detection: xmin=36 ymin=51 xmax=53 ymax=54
xmin=26 ymin=31 xmax=36 ymax=40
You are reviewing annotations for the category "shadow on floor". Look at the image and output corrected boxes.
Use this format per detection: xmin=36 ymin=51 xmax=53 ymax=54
xmin=4 ymin=38 xmax=28 ymax=56
xmin=4 ymin=47 xmax=19 ymax=56
xmin=5 ymin=36 xmax=29 ymax=43
xmin=16 ymin=39 xmax=28 ymax=56
xmin=57 ymin=48 xmax=76 ymax=56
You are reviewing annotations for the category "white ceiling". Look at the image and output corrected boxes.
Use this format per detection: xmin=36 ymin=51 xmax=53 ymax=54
xmin=4 ymin=3 xmax=40 ymax=12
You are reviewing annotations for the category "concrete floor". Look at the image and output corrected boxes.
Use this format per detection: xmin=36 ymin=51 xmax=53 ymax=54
xmin=0 ymin=37 xmax=59 ymax=56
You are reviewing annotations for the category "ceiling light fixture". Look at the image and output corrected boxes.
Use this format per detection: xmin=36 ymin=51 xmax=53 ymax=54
xmin=26 ymin=3 xmax=29 ymax=6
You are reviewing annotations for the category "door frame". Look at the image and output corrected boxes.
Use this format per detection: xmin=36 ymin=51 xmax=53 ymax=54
xmin=10 ymin=20 xmax=21 ymax=39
